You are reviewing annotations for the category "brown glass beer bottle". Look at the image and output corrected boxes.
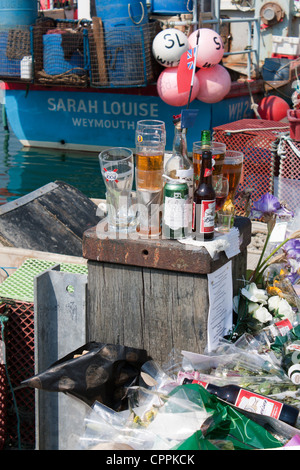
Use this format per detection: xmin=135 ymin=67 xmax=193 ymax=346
xmin=192 ymin=150 xmax=215 ymax=241
xmin=183 ymin=379 xmax=299 ymax=427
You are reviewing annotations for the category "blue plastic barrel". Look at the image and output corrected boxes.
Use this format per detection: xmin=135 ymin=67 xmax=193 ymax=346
xmin=150 ymin=0 xmax=193 ymax=14
xmin=95 ymin=0 xmax=148 ymax=26
xmin=0 ymin=0 xmax=38 ymax=27
xmin=43 ymin=34 xmax=85 ymax=76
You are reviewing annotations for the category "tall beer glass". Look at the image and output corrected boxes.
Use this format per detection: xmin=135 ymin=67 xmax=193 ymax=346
xmin=99 ymin=147 xmax=135 ymax=233
xmin=222 ymin=150 xmax=244 ymax=214
xmin=135 ymin=120 xmax=166 ymax=237
xmin=193 ymin=141 xmax=226 ymax=189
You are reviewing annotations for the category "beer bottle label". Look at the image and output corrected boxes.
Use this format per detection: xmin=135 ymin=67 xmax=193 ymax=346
xmin=190 ymin=379 xmax=208 ymax=388
xmin=275 ymin=318 xmax=293 ymax=336
xmin=204 ymin=168 xmax=213 ymax=177
xmin=192 ymin=200 xmax=215 ymax=233
xmin=235 ymin=389 xmax=283 ymax=420
xmin=200 ymin=200 xmax=215 ymax=233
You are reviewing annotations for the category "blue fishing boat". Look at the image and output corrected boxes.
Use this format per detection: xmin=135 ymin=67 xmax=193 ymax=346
xmin=0 ymin=0 xmax=299 ymax=151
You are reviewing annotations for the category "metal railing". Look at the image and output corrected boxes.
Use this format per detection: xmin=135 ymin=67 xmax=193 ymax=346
xmin=200 ymin=0 xmax=261 ymax=79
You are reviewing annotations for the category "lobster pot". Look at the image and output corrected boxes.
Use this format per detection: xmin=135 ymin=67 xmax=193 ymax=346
xmin=213 ymin=119 xmax=290 ymax=216
xmin=0 ymin=28 xmax=31 ymax=79
xmin=277 ymin=138 xmax=300 ymax=214
xmin=33 ymin=19 xmax=89 ymax=87
xmin=89 ymin=20 xmax=156 ymax=87
xmin=95 ymin=0 xmax=148 ymax=26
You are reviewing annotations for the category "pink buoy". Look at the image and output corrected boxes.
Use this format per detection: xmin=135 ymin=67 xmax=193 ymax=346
xmin=188 ymin=28 xmax=224 ymax=69
xmin=258 ymin=96 xmax=290 ymax=121
xmin=156 ymin=67 xmax=200 ymax=107
xmin=195 ymin=65 xmax=231 ymax=103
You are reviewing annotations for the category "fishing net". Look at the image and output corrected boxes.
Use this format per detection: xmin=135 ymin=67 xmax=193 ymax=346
xmin=213 ymin=119 xmax=290 ymax=216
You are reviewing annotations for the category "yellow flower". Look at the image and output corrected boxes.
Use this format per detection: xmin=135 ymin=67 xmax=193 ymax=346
xmin=266 ymin=285 xmax=282 ymax=296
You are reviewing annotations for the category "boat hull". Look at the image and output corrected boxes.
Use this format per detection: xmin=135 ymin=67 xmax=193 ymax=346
xmin=3 ymin=82 xmax=259 ymax=152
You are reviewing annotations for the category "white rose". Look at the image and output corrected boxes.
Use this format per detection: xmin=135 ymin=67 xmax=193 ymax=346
xmin=248 ymin=302 xmax=260 ymax=314
xmin=241 ymin=283 xmax=268 ymax=304
xmin=268 ymin=296 xmax=294 ymax=321
xmin=268 ymin=295 xmax=281 ymax=312
xmin=278 ymin=298 xmax=294 ymax=320
xmin=252 ymin=305 xmax=273 ymax=324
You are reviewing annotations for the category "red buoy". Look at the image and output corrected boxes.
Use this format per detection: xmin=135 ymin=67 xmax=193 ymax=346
xmin=257 ymin=96 xmax=290 ymax=121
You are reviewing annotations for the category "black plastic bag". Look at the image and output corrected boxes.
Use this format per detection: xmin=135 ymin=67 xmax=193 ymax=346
xmin=22 ymin=342 xmax=150 ymax=410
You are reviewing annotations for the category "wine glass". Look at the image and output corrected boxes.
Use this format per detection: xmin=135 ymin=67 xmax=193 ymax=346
xmin=212 ymin=175 xmax=229 ymax=212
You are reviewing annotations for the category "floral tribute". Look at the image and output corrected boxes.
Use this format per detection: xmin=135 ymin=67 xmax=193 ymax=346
xmin=230 ymin=193 xmax=300 ymax=340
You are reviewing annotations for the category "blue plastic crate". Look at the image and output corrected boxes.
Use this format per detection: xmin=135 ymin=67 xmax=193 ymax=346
xmin=262 ymin=57 xmax=290 ymax=81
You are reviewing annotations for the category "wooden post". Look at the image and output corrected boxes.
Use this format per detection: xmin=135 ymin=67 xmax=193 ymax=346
xmin=83 ymin=217 xmax=251 ymax=365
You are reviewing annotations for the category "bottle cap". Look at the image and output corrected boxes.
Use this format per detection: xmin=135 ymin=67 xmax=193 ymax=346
xmin=288 ymin=364 xmax=300 ymax=385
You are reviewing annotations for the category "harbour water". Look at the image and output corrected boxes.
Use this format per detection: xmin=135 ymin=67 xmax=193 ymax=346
xmin=0 ymin=111 xmax=107 ymax=205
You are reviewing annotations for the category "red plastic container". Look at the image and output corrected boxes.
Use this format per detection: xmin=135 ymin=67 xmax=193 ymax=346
xmin=287 ymin=109 xmax=300 ymax=141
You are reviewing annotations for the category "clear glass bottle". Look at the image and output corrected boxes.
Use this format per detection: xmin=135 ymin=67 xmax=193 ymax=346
xmin=162 ymin=118 xmax=193 ymax=239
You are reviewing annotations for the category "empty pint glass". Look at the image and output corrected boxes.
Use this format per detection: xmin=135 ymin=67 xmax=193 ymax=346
xmin=193 ymin=141 xmax=226 ymax=189
xmin=222 ymin=150 xmax=244 ymax=215
xmin=99 ymin=147 xmax=135 ymax=233
xmin=135 ymin=120 xmax=166 ymax=237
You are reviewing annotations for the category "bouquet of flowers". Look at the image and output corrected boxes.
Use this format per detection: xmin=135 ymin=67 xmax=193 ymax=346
xmin=230 ymin=193 xmax=300 ymax=340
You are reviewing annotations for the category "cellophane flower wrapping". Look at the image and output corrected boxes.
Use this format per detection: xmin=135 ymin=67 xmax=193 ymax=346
xmin=78 ymin=346 xmax=295 ymax=450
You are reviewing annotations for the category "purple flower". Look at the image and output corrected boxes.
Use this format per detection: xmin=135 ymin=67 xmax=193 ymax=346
xmin=288 ymin=270 xmax=300 ymax=284
xmin=250 ymin=193 xmax=293 ymax=220
xmin=283 ymin=239 xmax=300 ymax=261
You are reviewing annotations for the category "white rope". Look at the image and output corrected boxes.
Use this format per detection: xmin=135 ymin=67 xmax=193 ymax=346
xmin=278 ymin=134 xmax=300 ymax=159
xmin=220 ymin=126 xmax=289 ymax=134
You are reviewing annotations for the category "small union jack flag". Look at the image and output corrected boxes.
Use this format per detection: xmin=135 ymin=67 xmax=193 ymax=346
xmin=187 ymin=48 xmax=196 ymax=70
xmin=177 ymin=47 xmax=197 ymax=94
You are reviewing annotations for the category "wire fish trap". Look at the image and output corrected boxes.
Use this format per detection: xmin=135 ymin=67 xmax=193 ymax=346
xmin=33 ymin=18 xmax=89 ymax=87
xmin=0 ymin=26 xmax=31 ymax=79
xmin=89 ymin=18 xmax=157 ymax=87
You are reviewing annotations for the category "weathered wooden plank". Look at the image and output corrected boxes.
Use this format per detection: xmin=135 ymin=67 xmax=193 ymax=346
xmin=86 ymin=262 xmax=210 ymax=364
xmin=0 ymin=181 xmax=101 ymax=256
xmin=92 ymin=17 xmax=108 ymax=86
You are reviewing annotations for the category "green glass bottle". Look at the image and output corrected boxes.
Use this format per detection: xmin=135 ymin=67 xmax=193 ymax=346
xmin=201 ymin=130 xmax=211 ymax=148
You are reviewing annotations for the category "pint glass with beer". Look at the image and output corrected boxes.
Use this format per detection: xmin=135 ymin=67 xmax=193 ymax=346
xmin=135 ymin=120 xmax=166 ymax=237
